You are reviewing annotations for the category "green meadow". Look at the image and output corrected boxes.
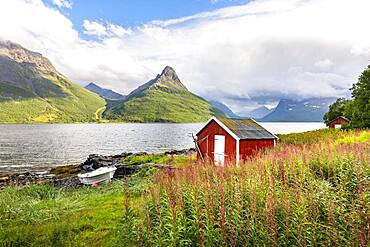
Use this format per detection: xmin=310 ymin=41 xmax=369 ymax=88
xmin=0 ymin=129 xmax=369 ymax=246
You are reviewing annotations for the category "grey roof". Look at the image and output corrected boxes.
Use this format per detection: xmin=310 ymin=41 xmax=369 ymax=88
xmin=328 ymin=116 xmax=351 ymax=124
xmin=217 ymin=117 xmax=277 ymax=140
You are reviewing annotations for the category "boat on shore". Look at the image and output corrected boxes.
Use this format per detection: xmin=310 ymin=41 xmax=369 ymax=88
xmin=78 ymin=166 xmax=117 ymax=185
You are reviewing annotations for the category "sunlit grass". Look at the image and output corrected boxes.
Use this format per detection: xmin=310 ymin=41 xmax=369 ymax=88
xmin=336 ymin=131 xmax=370 ymax=144
xmin=122 ymin=153 xmax=196 ymax=168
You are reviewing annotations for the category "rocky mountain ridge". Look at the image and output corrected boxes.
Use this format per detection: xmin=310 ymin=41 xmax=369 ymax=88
xmin=0 ymin=40 xmax=56 ymax=73
xmin=85 ymin=82 xmax=126 ymax=100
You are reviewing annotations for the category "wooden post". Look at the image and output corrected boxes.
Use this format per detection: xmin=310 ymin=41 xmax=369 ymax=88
xmin=192 ymin=133 xmax=205 ymax=163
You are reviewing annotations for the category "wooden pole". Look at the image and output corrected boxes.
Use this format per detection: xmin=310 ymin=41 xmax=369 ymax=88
xmin=192 ymin=133 xmax=205 ymax=163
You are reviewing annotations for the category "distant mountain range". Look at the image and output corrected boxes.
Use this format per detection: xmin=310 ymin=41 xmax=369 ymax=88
xmin=0 ymin=40 xmax=224 ymax=123
xmin=0 ymin=40 xmax=105 ymax=123
xmin=237 ymin=106 xmax=274 ymax=119
xmin=103 ymin=66 xmax=224 ymax=122
xmin=209 ymin=101 xmax=273 ymax=119
xmin=260 ymin=98 xmax=336 ymax=122
xmin=210 ymin=98 xmax=335 ymax=122
xmin=248 ymin=106 xmax=274 ymax=119
xmin=0 ymin=40 xmax=334 ymax=123
xmin=209 ymin=101 xmax=239 ymax=118
xmin=85 ymin=83 xmax=126 ymax=100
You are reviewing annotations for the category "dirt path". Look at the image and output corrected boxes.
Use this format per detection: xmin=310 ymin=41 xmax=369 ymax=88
xmin=94 ymin=106 xmax=106 ymax=122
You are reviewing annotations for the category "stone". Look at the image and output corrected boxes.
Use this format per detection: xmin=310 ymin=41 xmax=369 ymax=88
xmin=0 ymin=148 xmax=194 ymax=188
xmin=53 ymin=176 xmax=82 ymax=189
xmin=165 ymin=148 xmax=195 ymax=156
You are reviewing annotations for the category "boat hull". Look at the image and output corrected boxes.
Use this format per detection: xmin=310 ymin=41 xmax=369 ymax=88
xmin=78 ymin=167 xmax=117 ymax=185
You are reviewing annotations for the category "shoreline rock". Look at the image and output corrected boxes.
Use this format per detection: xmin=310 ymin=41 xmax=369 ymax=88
xmin=0 ymin=148 xmax=195 ymax=189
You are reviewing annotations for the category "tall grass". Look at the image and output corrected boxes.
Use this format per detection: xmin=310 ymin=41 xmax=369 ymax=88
xmin=122 ymin=131 xmax=370 ymax=246
xmin=0 ymin=181 xmax=128 ymax=246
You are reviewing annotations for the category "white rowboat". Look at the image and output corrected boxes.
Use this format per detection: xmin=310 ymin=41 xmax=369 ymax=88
xmin=78 ymin=166 xmax=117 ymax=185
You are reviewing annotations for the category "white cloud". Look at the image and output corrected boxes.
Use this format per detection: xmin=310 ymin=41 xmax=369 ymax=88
xmin=108 ymin=24 xmax=132 ymax=37
xmin=314 ymin=59 xmax=334 ymax=70
xmin=83 ymin=20 xmax=108 ymax=37
xmin=52 ymin=0 xmax=72 ymax=9
xmin=82 ymin=20 xmax=132 ymax=38
xmin=0 ymin=0 xmax=369 ymax=111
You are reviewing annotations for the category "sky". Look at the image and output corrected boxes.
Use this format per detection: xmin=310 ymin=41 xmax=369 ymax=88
xmin=45 ymin=0 xmax=249 ymax=32
xmin=0 ymin=0 xmax=369 ymax=113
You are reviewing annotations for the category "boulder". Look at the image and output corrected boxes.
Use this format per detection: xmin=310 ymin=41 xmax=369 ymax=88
xmin=165 ymin=148 xmax=195 ymax=156
xmin=53 ymin=176 xmax=82 ymax=189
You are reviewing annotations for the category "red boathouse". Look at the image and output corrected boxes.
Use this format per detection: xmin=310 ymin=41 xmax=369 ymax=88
xmin=327 ymin=116 xmax=351 ymax=129
xmin=196 ymin=116 xmax=278 ymax=165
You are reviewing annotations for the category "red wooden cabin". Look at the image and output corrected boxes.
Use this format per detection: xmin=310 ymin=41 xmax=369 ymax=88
xmin=327 ymin=116 xmax=351 ymax=129
xmin=196 ymin=116 xmax=278 ymax=165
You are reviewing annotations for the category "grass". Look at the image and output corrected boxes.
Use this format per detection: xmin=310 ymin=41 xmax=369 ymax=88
xmin=0 ymin=129 xmax=369 ymax=246
xmin=0 ymin=183 xmax=122 ymax=246
xmin=336 ymin=131 xmax=370 ymax=144
xmin=122 ymin=153 xmax=196 ymax=167
xmin=0 ymin=171 xmax=154 ymax=246
xmin=32 ymin=113 xmax=58 ymax=122
xmin=276 ymin=128 xmax=348 ymax=144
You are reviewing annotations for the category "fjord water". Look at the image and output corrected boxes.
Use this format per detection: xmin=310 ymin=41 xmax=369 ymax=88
xmin=0 ymin=122 xmax=325 ymax=173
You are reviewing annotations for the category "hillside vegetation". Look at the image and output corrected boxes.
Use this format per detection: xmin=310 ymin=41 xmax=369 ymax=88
xmin=0 ymin=40 xmax=105 ymax=123
xmin=104 ymin=89 xmax=222 ymax=123
xmin=0 ymin=80 xmax=106 ymax=123
xmin=104 ymin=66 xmax=223 ymax=123
xmin=0 ymin=129 xmax=368 ymax=246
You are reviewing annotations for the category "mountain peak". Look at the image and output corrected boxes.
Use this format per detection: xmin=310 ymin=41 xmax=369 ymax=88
xmin=161 ymin=65 xmax=177 ymax=76
xmin=126 ymin=66 xmax=188 ymax=99
xmin=86 ymin=82 xmax=100 ymax=89
xmin=0 ymin=40 xmax=56 ymax=72
xmin=104 ymin=65 xmax=222 ymax=122
xmin=153 ymin=66 xmax=187 ymax=91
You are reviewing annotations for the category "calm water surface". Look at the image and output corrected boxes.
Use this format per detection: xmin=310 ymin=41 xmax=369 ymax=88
xmin=0 ymin=122 xmax=325 ymax=173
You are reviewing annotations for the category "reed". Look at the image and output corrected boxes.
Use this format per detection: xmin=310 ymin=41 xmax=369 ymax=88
xmin=123 ymin=130 xmax=370 ymax=246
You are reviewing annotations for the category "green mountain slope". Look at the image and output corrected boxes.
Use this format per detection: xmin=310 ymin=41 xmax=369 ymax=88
xmin=0 ymin=40 xmax=105 ymax=123
xmin=104 ymin=66 xmax=223 ymax=122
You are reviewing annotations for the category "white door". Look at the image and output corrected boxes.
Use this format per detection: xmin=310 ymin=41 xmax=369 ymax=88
xmin=214 ymin=135 xmax=225 ymax=165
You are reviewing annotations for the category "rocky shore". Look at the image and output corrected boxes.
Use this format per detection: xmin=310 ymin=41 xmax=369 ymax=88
xmin=0 ymin=148 xmax=195 ymax=189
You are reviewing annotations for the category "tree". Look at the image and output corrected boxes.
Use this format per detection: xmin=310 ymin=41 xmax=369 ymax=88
xmin=323 ymin=98 xmax=350 ymax=124
xmin=350 ymin=65 xmax=370 ymax=128
xmin=324 ymin=65 xmax=370 ymax=128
